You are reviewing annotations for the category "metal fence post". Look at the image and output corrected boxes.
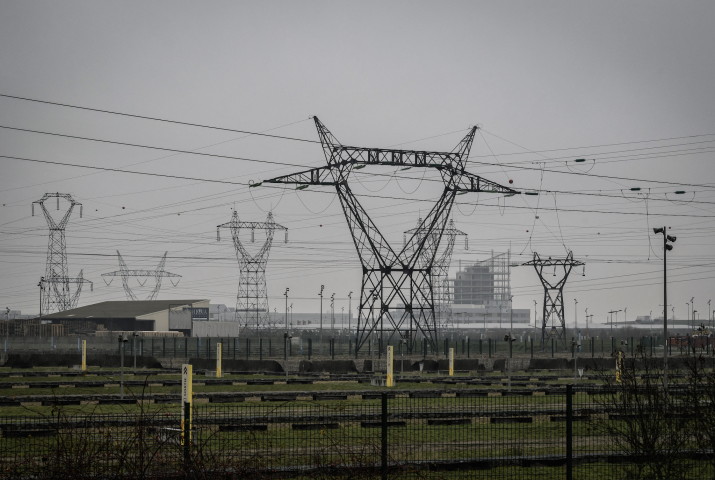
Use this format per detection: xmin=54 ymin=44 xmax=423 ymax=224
xmin=566 ymin=384 xmax=573 ymax=480
xmin=184 ymin=401 xmax=191 ymax=467
xmin=531 ymin=338 xmax=533 ymax=359
xmin=381 ymin=392 xmax=387 ymax=480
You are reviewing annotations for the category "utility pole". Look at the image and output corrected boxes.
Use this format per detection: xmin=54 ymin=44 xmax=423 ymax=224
xmin=331 ymin=293 xmax=335 ymax=335
xmin=133 ymin=331 xmax=138 ymax=373
xmin=4 ymin=306 xmax=9 ymax=353
xmin=284 ymin=288 xmax=290 ymax=332
xmin=319 ymin=285 xmax=324 ymax=354
xmin=38 ymin=277 xmax=44 ymax=340
xmin=348 ymin=291 xmax=353 ymax=334
xmin=691 ymin=297 xmax=695 ymax=331
xmin=508 ymin=296 xmax=514 ymax=392
xmin=574 ymin=299 xmax=578 ymax=331
xmin=533 ymin=300 xmax=537 ymax=341
xmin=623 ymin=307 xmax=627 ymax=329
xmin=693 ymin=310 xmax=697 ymax=332
xmin=585 ymin=307 xmax=588 ymax=334
xmin=608 ymin=310 xmax=621 ymax=333
xmin=652 ymin=226 xmax=675 ymax=392
xmin=686 ymin=302 xmax=689 ymax=330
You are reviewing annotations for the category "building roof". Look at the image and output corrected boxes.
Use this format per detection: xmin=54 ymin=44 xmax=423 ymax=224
xmin=42 ymin=300 xmax=208 ymax=320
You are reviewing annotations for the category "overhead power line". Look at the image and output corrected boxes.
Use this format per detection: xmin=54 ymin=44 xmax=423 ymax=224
xmin=0 ymin=154 xmax=248 ymax=186
xmin=0 ymin=125 xmax=302 ymax=168
xmin=3 ymin=122 xmax=713 ymax=191
xmin=0 ymin=93 xmax=319 ymax=144
xmin=3 ymin=153 xmax=715 ymax=218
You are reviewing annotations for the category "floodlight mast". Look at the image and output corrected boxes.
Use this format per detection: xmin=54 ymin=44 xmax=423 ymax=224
xmin=652 ymin=226 xmax=675 ymax=392
xmin=521 ymin=251 xmax=584 ymax=351
xmin=262 ymin=118 xmax=518 ymax=354
xmin=217 ymin=211 xmax=288 ymax=333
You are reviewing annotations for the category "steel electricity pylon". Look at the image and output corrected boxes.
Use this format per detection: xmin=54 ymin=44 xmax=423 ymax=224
xmin=217 ymin=211 xmax=288 ymax=332
xmin=521 ymin=251 xmax=584 ymax=351
xmin=405 ymin=218 xmax=467 ymax=334
xmin=102 ymin=251 xmax=181 ymax=301
xmin=262 ymin=118 xmax=517 ymax=354
xmin=32 ymin=193 xmax=93 ymax=314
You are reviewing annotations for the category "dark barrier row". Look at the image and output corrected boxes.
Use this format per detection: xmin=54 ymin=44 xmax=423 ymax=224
xmin=0 ymin=386 xmax=712 ymax=479
xmin=3 ymin=353 xmax=162 ymax=369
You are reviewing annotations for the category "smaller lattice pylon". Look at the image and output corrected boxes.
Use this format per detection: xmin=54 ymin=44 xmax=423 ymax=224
xmin=520 ymin=251 xmax=584 ymax=351
xmin=217 ymin=211 xmax=287 ymax=332
xmin=405 ymin=218 xmax=467 ymax=336
xmin=33 ymin=193 xmax=93 ymax=314
xmin=102 ymin=251 xmax=181 ymax=301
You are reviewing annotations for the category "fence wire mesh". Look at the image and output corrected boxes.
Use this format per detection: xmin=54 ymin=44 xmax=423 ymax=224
xmin=0 ymin=386 xmax=711 ymax=479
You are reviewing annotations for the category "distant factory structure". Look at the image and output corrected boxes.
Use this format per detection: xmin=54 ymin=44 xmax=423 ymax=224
xmin=449 ymin=251 xmax=531 ymax=326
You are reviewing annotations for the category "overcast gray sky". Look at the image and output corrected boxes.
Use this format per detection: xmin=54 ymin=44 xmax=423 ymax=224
xmin=1 ymin=1 xmax=714 ymax=327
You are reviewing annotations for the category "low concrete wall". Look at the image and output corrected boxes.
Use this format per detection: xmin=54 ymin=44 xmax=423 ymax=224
xmin=298 ymin=360 xmax=358 ymax=374
xmin=528 ymin=358 xmax=570 ymax=370
xmin=188 ymin=358 xmax=284 ymax=372
xmin=3 ymin=353 xmax=162 ymax=369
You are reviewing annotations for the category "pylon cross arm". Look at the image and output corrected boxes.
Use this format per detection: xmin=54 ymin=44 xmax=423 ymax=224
xmin=218 ymin=220 xmax=288 ymax=231
xmin=328 ymin=146 xmax=457 ymax=168
xmin=102 ymin=270 xmax=181 ymax=278
xmin=264 ymin=166 xmax=337 ymax=186
xmin=449 ymin=171 xmax=519 ymax=195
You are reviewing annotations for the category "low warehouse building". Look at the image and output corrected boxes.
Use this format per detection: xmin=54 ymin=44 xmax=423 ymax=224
xmin=41 ymin=299 xmax=209 ymax=335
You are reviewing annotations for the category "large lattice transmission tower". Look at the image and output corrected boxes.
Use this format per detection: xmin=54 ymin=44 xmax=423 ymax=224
xmin=217 ymin=211 xmax=287 ymax=331
xmin=102 ymin=251 xmax=181 ymax=301
xmin=405 ymin=218 xmax=467 ymax=334
xmin=263 ymin=118 xmax=517 ymax=354
xmin=32 ymin=193 xmax=93 ymax=314
xmin=521 ymin=251 xmax=584 ymax=351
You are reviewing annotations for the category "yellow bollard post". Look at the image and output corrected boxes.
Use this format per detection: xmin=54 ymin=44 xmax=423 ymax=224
xmin=81 ymin=340 xmax=87 ymax=371
xmin=386 ymin=345 xmax=394 ymax=387
xmin=181 ymin=364 xmax=193 ymax=445
xmin=216 ymin=343 xmax=222 ymax=378
xmin=449 ymin=348 xmax=454 ymax=376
